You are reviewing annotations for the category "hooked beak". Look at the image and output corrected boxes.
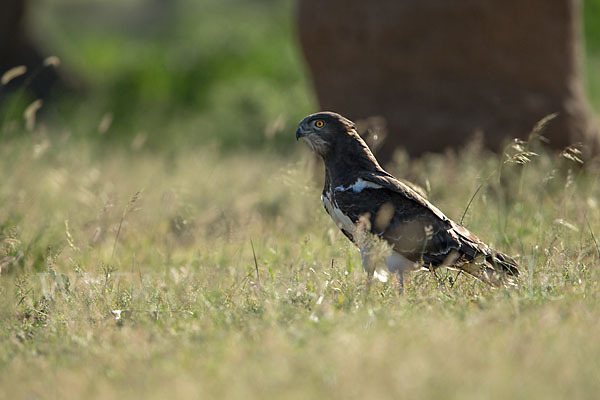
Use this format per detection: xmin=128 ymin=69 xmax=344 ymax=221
xmin=296 ymin=126 xmax=307 ymax=141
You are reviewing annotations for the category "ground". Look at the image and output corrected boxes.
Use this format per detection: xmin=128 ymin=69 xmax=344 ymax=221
xmin=1 ymin=135 xmax=599 ymax=399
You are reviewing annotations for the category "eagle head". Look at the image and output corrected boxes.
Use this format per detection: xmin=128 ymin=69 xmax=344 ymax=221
xmin=295 ymin=111 xmax=358 ymax=158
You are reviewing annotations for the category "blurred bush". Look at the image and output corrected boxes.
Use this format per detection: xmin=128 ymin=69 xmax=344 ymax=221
xmin=1 ymin=0 xmax=314 ymax=151
xmin=584 ymin=0 xmax=600 ymax=105
xmin=3 ymin=0 xmax=600 ymax=153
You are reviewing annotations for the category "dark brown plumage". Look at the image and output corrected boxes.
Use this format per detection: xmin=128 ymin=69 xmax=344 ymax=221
xmin=296 ymin=111 xmax=519 ymax=288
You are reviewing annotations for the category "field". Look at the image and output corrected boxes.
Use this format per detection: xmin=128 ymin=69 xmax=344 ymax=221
xmin=1 ymin=135 xmax=599 ymax=399
xmin=2 ymin=0 xmax=600 ymax=399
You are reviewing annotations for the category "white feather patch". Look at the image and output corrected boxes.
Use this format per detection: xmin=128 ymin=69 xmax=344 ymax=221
xmin=335 ymin=178 xmax=383 ymax=193
xmin=321 ymin=193 xmax=355 ymax=233
xmin=373 ymin=269 xmax=389 ymax=283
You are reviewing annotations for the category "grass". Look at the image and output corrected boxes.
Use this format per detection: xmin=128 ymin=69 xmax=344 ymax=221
xmin=1 ymin=129 xmax=599 ymax=399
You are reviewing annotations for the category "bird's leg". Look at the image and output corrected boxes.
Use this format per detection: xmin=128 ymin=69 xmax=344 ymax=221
xmin=385 ymin=252 xmax=415 ymax=295
xmin=396 ymin=270 xmax=404 ymax=295
xmin=360 ymin=248 xmax=374 ymax=292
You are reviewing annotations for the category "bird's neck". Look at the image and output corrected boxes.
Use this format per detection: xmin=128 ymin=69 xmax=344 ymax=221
xmin=323 ymin=134 xmax=384 ymax=188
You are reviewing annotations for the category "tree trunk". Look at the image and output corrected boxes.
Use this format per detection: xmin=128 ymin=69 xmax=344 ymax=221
xmin=298 ymin=0 xmax=599 ymax=162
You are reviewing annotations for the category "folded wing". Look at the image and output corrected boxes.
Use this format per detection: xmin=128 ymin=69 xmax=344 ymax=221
xmin=333 ymin=171 xmax=519 ymax=282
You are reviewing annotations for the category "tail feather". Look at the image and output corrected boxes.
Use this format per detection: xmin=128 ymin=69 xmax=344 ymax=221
xmin=460 ymin=251 xmax=520 ymax=288
xmin=488 ymin=251 xmax=520 ymax=276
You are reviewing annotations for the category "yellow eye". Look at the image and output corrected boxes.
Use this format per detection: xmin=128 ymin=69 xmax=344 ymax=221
xmin=315 ymin=120 xmax=324 ymax=128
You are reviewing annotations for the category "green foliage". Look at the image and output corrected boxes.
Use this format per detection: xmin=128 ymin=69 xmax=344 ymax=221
xmin=9 ymin=0 xmax=315 ymax=150
xmin=584 ymin=0 xmax=600 ymax=109
xmin=584 ymin=0 xmax=600 ymax=52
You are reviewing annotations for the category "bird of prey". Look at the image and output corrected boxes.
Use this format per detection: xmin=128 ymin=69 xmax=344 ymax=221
xmin=296 ymin=111 xmax=519 ymax=288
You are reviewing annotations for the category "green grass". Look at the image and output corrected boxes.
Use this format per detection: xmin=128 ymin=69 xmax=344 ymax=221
xmin=1 ymin=132 xmax=599 ymax=399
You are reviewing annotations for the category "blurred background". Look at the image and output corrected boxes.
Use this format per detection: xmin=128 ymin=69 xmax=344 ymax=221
xmin=2 ymin=0 xmax=600 ymax=158
xmin=1 ymin=0 xmax=314 ymax=152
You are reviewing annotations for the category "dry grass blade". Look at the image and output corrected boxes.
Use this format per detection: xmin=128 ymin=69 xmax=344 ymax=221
xmin=64 ymin=220 xmax=80 ymax=252
xmin=504 ymin=151 xmax=539 ymax=165
xmin=43 ymin=56 xmax=61 ymax=68
xmin=1 ymin=65 xmax=27 ymax=85
xmin=588 ymin=220 xmax=600 ymax=260
xmin=250 ymin=238 xmax=260 ymax=284
xmin=505 ymin=113 xmax=558 ymax=166
xmin=98 ymin=113 xmax=113 ymax=134
xmin=528 ymin=112 xmax=558 ymax=142
xmin=511 ymin=138 xmax=527 ymax=152
xmin=561 ymin=144 xmax=584 ymax=164
xmin=24 ymin=100 xmax=43 ymax=131
xmin=111 ymin=190 xmax=142 ymax=259
xmin=460 ymin=182 xmax=484 ymax=225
